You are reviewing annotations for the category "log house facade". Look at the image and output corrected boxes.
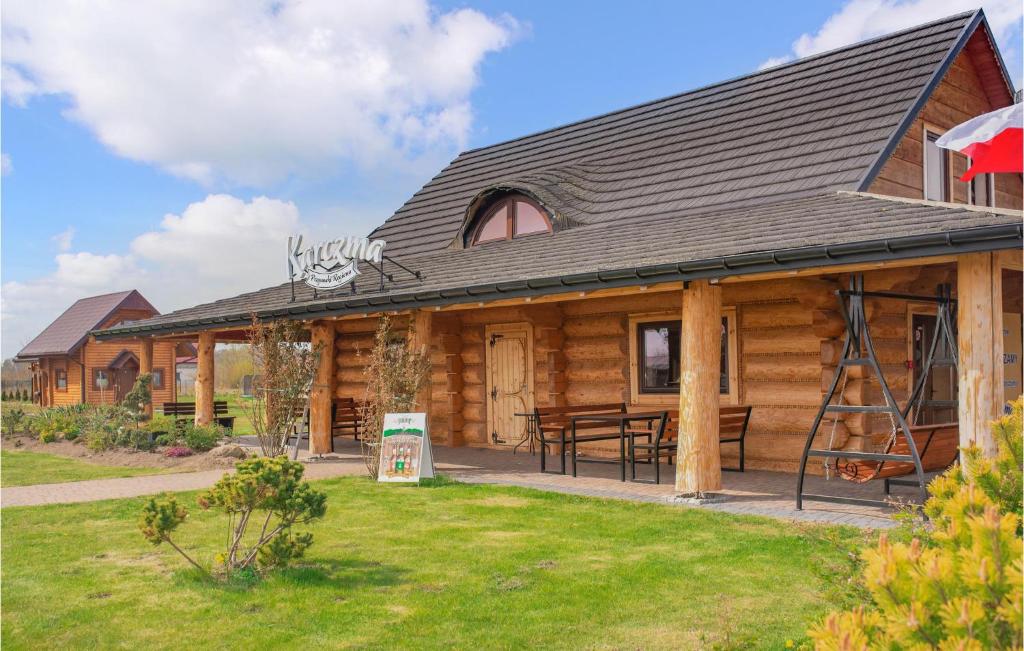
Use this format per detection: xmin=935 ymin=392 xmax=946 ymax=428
xmin=95 ymin=11 xmax=1023 ymax=492
xmin=16 ymin=291 xmax=182 ymax=409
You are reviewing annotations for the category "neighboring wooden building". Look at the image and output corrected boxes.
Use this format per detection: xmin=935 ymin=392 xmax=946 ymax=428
xmin=96 ymin=11 xmax=1022 ymax=492
xmin=16 ymin=290 xmax=183 ymax=407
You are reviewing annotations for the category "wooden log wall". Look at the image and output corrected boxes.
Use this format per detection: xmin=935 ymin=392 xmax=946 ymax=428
xmin=325 ymin=263 xmax=963 ymax=472
xmin=868 ymin=39 xmax=1023 ymax=209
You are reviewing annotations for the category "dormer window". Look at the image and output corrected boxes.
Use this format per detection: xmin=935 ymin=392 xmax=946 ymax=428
xmin=471 ymin=195 xmax=551 ymax=245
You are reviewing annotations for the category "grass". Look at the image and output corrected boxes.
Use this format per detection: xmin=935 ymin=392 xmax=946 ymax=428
xmin=0 ymin=476 xmax=864 ymax=649
xmin=1 ymin=449 xmax=168 ymax=487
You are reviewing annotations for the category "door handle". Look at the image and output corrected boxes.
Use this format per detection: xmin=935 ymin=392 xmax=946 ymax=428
xmin=491 ymin=387 xmax=498 ymax=401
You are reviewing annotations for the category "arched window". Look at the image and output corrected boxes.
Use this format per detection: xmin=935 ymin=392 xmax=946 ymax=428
xmin=471 ymin=195 xmax=551 ymax=245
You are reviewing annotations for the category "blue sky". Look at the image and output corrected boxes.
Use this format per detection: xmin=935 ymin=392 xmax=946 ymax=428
xmin=2 ymin=0 xmax=1021 ymax=358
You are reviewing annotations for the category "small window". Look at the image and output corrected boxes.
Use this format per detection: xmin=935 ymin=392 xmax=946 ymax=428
xmin=924 ymin=130 xmax=948 ymax=201
xmin=970 ymin=171 xmax=994 ymax=207
xmin=636 ymin=316 xmax=731 ymax=395
xmin=151 ymin=369 xmax=164 ymax=390
xmin=471 ymin=195 xmax=551 ymax=245
xmin=93 ymin=369 xmax=110 ymax=390
xmin=55 ymin=368 xmax=68 ymax=391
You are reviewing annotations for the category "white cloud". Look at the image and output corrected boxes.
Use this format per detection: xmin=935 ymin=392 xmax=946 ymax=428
xmin=1 ymin=153 xmax=11 ymax=175
xmin=51 ymin=227 xmax=74 ymax=252
xmin=1 ymin=194 xmax=318 ymax=359
xmin=759 ymin=0 xmax=1023 ymax=70
xmin=1 ymin=1 xmax=519 ymax=186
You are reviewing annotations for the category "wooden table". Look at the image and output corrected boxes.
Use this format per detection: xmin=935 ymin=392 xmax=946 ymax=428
xmin=570 ymin=412 xmax=667 ymax=481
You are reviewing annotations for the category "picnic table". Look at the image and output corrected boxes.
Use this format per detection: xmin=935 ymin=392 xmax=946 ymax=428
xmin=570 ymin=411 xmax=667 ymax=481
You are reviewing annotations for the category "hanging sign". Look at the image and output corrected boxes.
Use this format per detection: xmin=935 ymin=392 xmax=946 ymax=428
xmin=287 ymin=234 xmax=387 ymax=290
xmin=377 ymin=413 xmax=435 ymax=483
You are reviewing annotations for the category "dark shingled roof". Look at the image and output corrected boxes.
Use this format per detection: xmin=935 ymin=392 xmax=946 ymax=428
xmin=18 ymin=290 xmax=157 ymax=358
xmin=370 ymin=11 xmax=982 ymax=258
xmin=96 ymin=193 xmax=1022 ymax=338
xmin=94 ymin=10 xmax=1023 ymax=340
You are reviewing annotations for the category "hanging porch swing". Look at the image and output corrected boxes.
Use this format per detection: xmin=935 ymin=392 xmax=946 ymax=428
xmin=796 ymin=274 xmax=961 ymax=510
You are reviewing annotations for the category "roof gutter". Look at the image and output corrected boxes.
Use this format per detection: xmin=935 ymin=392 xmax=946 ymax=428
xmin=93 ymin=223 xmax=1022 ymax=340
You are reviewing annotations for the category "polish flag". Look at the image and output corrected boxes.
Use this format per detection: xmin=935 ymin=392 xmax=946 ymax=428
xmin=936 ymin=103 xmax=1023 ymax=182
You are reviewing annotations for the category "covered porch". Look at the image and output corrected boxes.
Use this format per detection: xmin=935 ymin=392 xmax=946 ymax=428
xmin=119 ymin=248 xmax=1023 ymax=516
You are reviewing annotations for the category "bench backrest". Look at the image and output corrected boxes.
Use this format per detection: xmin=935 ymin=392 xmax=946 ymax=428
xmin=656 ymin=405 xmax=752 ymax=443
xmin=333 ymin=397 xmax=363 ymax=424
xmin=162 ymin=401 xmax=230 ymax=417
xmin=534 ymin=403 xmax=626 ymax=430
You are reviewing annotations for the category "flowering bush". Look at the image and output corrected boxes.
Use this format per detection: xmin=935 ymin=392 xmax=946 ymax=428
xmin=163 ymin=446 xmax=193 ymax=458
xmin=809 ymin=400 xmax=1023 ymax=650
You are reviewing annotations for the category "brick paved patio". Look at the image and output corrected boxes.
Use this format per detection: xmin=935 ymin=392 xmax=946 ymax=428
xmin=2 ymin=437 xmax=918 ymax=528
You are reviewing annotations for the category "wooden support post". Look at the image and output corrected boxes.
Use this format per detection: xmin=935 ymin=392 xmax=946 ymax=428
xmin=675 ymin=280 xmax=722 ymax=495
xmin=139 ymin=337 xmax=154 ymax=416
xmin=410 ymin=310 xmax=433 ymax=413
xmin=309 ymin=321 xmax=336 ymax=455
xmin=195 ymin=331 xmax=215 ymax=426
xmin=957 ymin=252 xmax=1004 ymax=457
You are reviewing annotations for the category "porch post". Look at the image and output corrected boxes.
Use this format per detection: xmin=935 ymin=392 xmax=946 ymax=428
xmin=675 ymin=280 xmax=722 ymax=495
xmin=309 ymin=321 xmax=336 ymax=455
xmin=139 ymin=337 xmax=154 ymax=416
xmin=957 ymin=252 xmax=1004 ymax=457
xmin=195 ymin=331 xmax=215 ymax=426
xmin=410 ymin=310 xmax=433 ymax=412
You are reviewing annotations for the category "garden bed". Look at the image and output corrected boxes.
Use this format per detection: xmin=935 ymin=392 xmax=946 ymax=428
xmin=2 ymin=435 xmax=245 ymax=473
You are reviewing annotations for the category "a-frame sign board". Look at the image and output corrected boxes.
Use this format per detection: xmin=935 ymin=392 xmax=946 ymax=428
xmin=377 ymin=413 xmax=435 ymax=483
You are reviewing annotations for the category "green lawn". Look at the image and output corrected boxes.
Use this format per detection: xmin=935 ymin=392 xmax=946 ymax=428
xmin=1 ymin=476 xmax=860 ymax=649
xmin=1 ymin=449 xmax=167 ymax=487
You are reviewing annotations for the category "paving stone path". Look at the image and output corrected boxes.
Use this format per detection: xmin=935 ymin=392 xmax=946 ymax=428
xmin=1 ymin=440 xmax=905 ymax=529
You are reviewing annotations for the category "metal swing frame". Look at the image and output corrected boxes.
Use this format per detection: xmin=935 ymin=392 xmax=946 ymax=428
xmin=795 ymin=273 xmax=959 ymax=510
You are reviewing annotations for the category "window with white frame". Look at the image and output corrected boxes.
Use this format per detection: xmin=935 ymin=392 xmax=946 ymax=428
xmin=924 ymin=130 xmax=948 ymax=201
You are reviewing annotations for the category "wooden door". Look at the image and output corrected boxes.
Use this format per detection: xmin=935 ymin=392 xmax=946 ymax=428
xmin=114 ymin=364 xmax=139 ymax=402
xmin=485 ymin=324 xmax=534 ymax=447
xmin=910 ymin=313 xmax=957 ymax=424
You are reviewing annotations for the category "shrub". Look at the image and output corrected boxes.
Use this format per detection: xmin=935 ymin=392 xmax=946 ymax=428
xmin=809 ymin=399 xmax=1024 ymax=649
xmin=182 ymin=423 xmax=223 ymax=453
xmin=154 ymin=433 xmax=179 ymax=447
xmin=358 ymin=315 xmax=431 ymax=476
xmin=246 ymin=316 xmax=321 ymax=457
xmin=1 ymin=406 xmax=27 ymax=436
xmin=140 ymin=456 xmax=327 ymax=578
xmin=163 ymin=446 xmax=193 ymax=458
xmin=144 ymin=415 xmax=176 ymax=435
xmin=29 ymin=406 xmax=86 ymax=442
xmin=80 ymin=405 xmax=134 ymax=451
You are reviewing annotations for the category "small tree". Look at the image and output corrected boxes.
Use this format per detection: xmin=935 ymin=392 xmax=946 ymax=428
xmin=809 ymin=400 xmax=1024 ymax=649
xmin=245 ymin=316 xmax=321 ymax=457
xmin=358 ymin=316 xmax=431 ymax=477
xmin=140 ymin=456 xmax=327 ymax=578
xmin=122 ymin=373 xmax=153 ymax=426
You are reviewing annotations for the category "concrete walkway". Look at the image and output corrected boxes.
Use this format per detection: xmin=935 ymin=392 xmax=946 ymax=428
xmin=1 ymin=440 xmax=909 ymax=528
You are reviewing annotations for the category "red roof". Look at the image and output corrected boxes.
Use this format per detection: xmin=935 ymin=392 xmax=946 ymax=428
xmin=16 ymin=290 xmax=158 ymax=359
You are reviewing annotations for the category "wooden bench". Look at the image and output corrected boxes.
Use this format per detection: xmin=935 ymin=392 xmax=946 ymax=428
xmin=534 ymin=403 xmax=626 ymax=475
xmin=628 ymin=406 xmax=753 ymax=484
xmin=161 ymin=401 xmax=236 ymax=431
xmin=329 ymin=398 xmax=363 ymax=450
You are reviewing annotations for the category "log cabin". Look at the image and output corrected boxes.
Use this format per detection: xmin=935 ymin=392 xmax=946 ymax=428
xmin=15 ymin=290 xmax=187 ymax=408
xmin=94 ymin=11 xmax=1023 ymax=494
